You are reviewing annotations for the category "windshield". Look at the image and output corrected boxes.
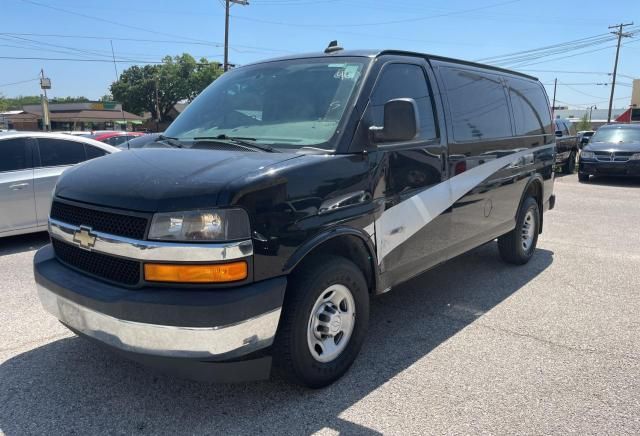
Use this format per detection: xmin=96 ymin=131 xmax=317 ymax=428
xmin=591 ymin=127 xmax=640 ymax=143
xmin=165 ymin=57 xmax=368 ymax=150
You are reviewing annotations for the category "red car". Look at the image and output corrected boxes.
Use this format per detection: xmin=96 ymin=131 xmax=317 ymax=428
xmin=90 ymin=131 xmax=145 ymax=147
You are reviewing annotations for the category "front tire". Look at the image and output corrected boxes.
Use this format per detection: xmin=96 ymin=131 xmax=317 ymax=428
xmin=498 ymin=197 xmax=540 ymax=265
xmin=273 ymin=256 xmax=369 ymax=388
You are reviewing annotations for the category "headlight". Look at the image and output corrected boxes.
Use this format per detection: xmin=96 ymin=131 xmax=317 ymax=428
xmin=630 ymin=153 xmax=640 ymax=161
xmin=148 ymin=209 xmax=250 ymax=241
xmin=580 ymin=151 xmax=595 ymax=159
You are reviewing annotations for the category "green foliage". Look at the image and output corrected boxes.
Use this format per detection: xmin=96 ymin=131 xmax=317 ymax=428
xmin=0 ymin=95 xmax=90 ymax=111
xmin=110 ymin=53 xmax=222 ymax=122
xmin=50 ymin=96 xmax=91 ymax=104
xmin=575 ymin=113 xmax=591 ymax=131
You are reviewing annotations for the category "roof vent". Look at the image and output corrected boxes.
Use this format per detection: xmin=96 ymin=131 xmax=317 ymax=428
xmin=324 ymin=40 xmax=343 ymax=54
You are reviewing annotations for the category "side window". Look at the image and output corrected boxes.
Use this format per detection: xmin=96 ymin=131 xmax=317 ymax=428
xmin=84 ymin=144 xmax=107 ymax=160
xmin=369 ymin=63 xmax=438 ymax=141
xmin=110 ymin=136 xmax=129 ymax=146
xmin=566 ymin=122 xmax=576 ymax=136
xmin=0 ymin=138 xmax=31 ymax=172
xmin=508 ymin=78 xmax=551 ymax=136
xmin=441 ymin=67 xmax=512 ymax=142
xmin=37 ymin=138 xmax=86 ymax=167
xmin=562 ymin=122 xmax=570 ymax=136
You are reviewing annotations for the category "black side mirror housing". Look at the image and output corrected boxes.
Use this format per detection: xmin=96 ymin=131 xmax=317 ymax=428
xmin=370 ymin=98 xmax=419 ymax=143
xmin=555 ymin=130 xmax=563 ymax=138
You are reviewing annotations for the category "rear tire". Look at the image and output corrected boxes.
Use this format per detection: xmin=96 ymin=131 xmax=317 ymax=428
xmin=578 ymin=172 xmax=590 ymax=183
xmin=498 ymin=197 xmax=539 ymax=265
xmin=273 ymin=256 xmax=369 ymax=388
xmin=562 ymin=150 xmax=576 ymax=174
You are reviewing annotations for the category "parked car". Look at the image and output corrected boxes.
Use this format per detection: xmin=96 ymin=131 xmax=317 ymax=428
xmin=577 ymin=130 xmax=595 ymax=148
xmin=578 ymin=124 xmax=640 ymax=182
xmin=554 ymin=118 xmax=579 ymax=173
xmin=34 ymin=47 xmax=556 ymax=388
xmin=0 ymin=132 xmax=119 ymax=237
xmin=118 ymin=132 xmax=163 ymax=149
xmin=90 ymin=131 xmax=145 ymax=147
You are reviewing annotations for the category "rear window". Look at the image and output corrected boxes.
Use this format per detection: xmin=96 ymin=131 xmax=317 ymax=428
xmin=507 ymin=78 xmax=551 ymax=136
xmin=84 ymin=144 xmax=107 ymax=159
xmin=0 ymin=137 xmax=30 ymax=172
xmin=37 ymin=138 xmax=86 ymax=166
xmin=441 ymin=68 xmax=512 ymax=142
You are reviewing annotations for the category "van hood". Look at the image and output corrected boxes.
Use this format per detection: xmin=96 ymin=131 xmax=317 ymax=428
xmin=55 ymin=148 xmax=303 ymax=212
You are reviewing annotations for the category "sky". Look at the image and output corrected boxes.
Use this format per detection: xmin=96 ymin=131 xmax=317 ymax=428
xmin=0 ymin=0 xmax=638 ymax=110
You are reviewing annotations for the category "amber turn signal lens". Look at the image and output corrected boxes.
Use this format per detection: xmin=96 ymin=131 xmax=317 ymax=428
xmin=144 ymin=261 xmax=247 ymax=283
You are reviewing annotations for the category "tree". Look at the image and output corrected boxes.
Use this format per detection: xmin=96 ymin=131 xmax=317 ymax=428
xmin=0 ymin=95 xmax=90 ymax=111
xmin=576 ymin=112 xmax=591 ymax=131
xmin=110 ymin=54 xmax=222 ymax=122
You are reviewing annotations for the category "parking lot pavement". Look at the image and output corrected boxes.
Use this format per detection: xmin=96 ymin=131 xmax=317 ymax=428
xmin=1 ymin=175 xmax=639 ymax=435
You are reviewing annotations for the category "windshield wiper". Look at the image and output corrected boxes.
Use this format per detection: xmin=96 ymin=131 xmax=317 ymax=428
xmin=193 ymin=135 xmax=277 ymax=153
xmin=157 ymin=134 xmax=184 ymax=148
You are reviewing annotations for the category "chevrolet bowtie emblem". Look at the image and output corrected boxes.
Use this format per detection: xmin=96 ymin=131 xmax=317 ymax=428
xmin=73 ymin=226 xmax=97 ymax=250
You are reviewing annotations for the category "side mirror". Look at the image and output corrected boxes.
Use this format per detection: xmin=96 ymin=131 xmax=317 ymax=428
xmin=555 ymin=130 xmax=563 ymax=138
xmin=369 ymin=98 xmax=419 ymax=143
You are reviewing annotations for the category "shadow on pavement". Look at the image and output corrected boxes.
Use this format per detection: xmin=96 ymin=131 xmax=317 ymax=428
xmin=0 ymin=232 xmax=49 ymax=256
xmin=584 ymin=175 xmax=640 ymax=188
xmin=0 ymin=244 xmax=553 ymax=435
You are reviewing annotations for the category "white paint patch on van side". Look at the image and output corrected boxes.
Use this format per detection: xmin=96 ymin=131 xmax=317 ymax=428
xmin=375 ymin=145 xmax=552 ymax=264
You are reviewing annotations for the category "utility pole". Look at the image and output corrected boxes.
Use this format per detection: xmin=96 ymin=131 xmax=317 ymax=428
xmin=39 ymin=68 xmax=51 ymax=132
xmin=110 ymin=40 xmax=128 ymax=134
xmin=551 ymin=78 xmax=557 ymax=118
xmin=223 ymin=0 xmax=249 ymax=72
xmin=607 ymin=22 xmax=633 ymax=123
xmin=154 ymin=76 xmax=160 ymax=131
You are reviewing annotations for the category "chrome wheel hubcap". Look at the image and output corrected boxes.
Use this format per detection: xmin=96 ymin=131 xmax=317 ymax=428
xmin=521 ymin=209 xmax=536 ymax=251
xmin=307 ymin=284 xmax=355 ymax=363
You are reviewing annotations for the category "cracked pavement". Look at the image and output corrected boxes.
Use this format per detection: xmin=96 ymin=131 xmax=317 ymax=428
xmin=1 ymin=174 xmax=639 ymax=435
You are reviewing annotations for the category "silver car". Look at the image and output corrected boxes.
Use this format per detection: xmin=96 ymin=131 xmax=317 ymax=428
xmin=0 ymin=132 xmax=119 ymax=237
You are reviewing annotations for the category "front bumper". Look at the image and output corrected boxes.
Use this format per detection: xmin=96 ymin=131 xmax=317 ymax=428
xmin=579 ymin=160 xmax=640 ymax=176
xmin=34 ymin=245 xmax=286 ymax=381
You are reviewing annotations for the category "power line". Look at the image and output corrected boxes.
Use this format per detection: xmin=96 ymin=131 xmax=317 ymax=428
xmin=0 ymin=32 xmax=291 ymax=54
xmin=0 ymin=56 xmax=219 ymax=64
xmin=231 ymin=0 xmax=524 ymax=28
xmin=20 ymin=0 xmax=217 ymax=46
xmin=0 ymin=77 xmax=40 ymax=88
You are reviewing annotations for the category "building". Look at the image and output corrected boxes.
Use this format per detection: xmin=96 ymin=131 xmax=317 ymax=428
xmin=554 ymin=108 xmax=628 ymax=129
xmin=0 ymin=101 xmax=146 ymax=132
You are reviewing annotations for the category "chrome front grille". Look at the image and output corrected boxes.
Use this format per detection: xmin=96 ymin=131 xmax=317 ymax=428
xmin=594 ymin=151 xmax=634 ymax=163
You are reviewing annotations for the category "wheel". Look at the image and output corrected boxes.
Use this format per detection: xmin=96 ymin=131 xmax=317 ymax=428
xmin=578 ymin=172 xmax=590 ymax=183
xmin=562 ymin=150 xmax=576 ymax=173
xmin=498 ymin=197 xmax=540 ymax=265
xmin=273 ymin=255 xmax=369 ymax=388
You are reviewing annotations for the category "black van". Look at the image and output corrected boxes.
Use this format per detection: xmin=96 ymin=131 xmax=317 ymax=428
xmin=34 ymin=46 xmax=556 ymax=388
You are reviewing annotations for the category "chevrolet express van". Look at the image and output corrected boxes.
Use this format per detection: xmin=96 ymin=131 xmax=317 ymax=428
xmin=34 ymin=45 xmax=556 ymax=388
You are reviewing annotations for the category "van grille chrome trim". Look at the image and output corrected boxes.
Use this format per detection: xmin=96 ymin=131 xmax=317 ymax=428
xmin=48 ymin=218 xmax=253 ymax=262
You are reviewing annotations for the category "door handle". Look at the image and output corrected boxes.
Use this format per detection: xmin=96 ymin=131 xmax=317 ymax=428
xmin=9 ymin=183 xmax=29 ymax=190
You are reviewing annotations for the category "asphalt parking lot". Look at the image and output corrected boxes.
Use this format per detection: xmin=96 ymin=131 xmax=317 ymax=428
xmin=1 ymin=174 xmax=639 ymax=435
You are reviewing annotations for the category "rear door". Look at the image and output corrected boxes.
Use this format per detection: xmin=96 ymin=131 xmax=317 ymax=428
xmin=33 ymin=137 xmax=87 ymax=225
xmin=0 ymin=137 xmax=37 ymax=233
